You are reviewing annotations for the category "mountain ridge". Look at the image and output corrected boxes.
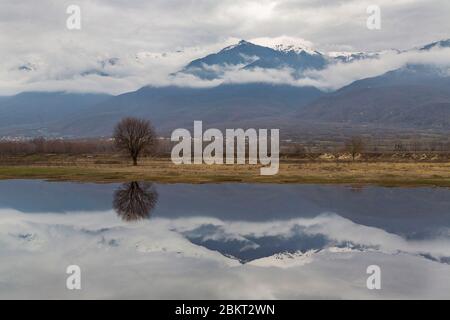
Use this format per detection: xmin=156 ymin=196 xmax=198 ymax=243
xmin=178 ymin=39 xmax=375 ymax=80
xmin=2 ymin=38 xmax=450 ymax=137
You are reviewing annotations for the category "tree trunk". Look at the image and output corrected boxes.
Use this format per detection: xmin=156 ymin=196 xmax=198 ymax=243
xmin=133 ymin=157 xmax=138 ymax=166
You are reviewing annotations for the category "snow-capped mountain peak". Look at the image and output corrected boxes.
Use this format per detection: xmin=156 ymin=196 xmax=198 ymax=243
xmin=250 ymin=36 xmax=319 ymax=55
xmin=420 ymin=38 xmax=450 ymax=51
xmin=327 ymin=51 xmax=360 ymax=58
xmin=327 ymin=51 xmax=379 ymax=63
xmin=272 ymin=43 xmax=320 ymax=55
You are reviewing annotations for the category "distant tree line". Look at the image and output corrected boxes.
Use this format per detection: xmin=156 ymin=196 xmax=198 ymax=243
xmin=0 ymin=117 xmax=160 ymax=166
xmin=0 ymin=138 xmax=115 ymax=155
xmin=281 ymin=138 xmax=450 ymax=156
xmin=1 ymin=117 xmax=450 ymax=164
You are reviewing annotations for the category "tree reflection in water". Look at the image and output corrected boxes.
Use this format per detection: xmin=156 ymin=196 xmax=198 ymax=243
xmin=113 ymin=182 xmax=158 ymax=221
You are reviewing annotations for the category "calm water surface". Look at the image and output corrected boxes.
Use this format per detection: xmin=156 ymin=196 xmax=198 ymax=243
xmin=1 ymin=180 xmax=449 ymax=299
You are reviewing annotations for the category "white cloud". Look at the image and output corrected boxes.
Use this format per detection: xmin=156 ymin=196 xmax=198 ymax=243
xmin=0 ymin=0 xmax=449 ymax=94
xmin=2 ymin=43 xmax=450 ymax=95
xmin=298 ymin=47 xmax=450 ymax=90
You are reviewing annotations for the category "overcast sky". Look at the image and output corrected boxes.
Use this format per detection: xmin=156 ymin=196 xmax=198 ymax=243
xmin=1 ymin=0 xmax=449 ymax=95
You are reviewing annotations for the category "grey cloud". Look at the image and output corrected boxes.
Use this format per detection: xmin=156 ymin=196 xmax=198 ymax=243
xmin=0 ymin=0 xmax=449 ymax=94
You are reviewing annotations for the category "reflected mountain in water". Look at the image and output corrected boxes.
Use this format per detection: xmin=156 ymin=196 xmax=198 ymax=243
xmin=113 ymin=182 xmax=158 ymax=221
xmin=1 ymin=180 xmax=450 ymax=299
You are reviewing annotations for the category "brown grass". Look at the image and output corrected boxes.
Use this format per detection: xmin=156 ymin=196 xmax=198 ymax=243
xmin=0 ymin=154 xmax=449 ymax=186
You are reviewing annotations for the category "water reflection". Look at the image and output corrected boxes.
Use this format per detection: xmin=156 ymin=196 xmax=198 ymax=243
xmin=113 ymin=182 xmax=158 ymax=221
xmin=2 ymin=180 xmax=450 ymax=298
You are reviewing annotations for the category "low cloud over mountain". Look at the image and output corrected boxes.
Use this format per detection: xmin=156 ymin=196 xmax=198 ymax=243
xmin=3 ymin=36 xmax=450 ymax=95
xmin=2 ymin=35 xmax=450 ymax=137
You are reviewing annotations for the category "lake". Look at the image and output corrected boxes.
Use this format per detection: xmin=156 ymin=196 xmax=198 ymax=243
xmin=0 ymin=180 xmax=449 ymax=299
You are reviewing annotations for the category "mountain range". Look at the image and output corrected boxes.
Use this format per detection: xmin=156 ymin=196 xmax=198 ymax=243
xmin=1 ymin=38 xmax=450 ymax=138
xmin=0 ymin=84 xmax=322 ymax=137
xmin=178 ymin=39 xmax=377 ymax=80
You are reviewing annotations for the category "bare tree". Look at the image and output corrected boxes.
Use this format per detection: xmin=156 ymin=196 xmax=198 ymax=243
xmin=113 ymin=117 xmax=157 ymax=165
xmin=345 ymin=136 xmax=365 ymax=161
xmin=113 ymin=181 xmax=158 ymax=221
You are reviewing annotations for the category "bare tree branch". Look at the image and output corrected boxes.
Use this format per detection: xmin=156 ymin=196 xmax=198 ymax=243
xmin=113 ymin=117 xmax=157 ymax=165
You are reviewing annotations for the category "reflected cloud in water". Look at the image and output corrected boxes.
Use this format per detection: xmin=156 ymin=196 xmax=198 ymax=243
xmin=113 ymin=182 xmax=158 ymax=221
xmin=2 ymin=180 xmax=450 ymax=299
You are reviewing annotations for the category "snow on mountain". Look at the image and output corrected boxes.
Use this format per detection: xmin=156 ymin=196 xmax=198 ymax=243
xmin=175 ymin=35 xmax=409 ymax=80
xmin=420 ymin=38 xmax=450 ymax=51
xmin=272 ymin=43 xmax=320 ymax=55
xmin=247 ymin=250 xmax=317 ymax=268
xmin=179 ymin=39 xmax=330 ymax=79
xmin=8 ymin=38 xmax=450 ymax=98
xmin=328 ymin=51 xmax=369 ymax=62
xmin=251 ymin=36 xmax=316 ymax=53
xmin=247 ymin=247 xmax=363 ymax=269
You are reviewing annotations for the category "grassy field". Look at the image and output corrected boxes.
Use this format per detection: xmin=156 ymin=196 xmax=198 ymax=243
xmin=0 ymin=154 xmax=449 ymax=186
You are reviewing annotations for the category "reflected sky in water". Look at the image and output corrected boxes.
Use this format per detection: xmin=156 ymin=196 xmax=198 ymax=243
xmin=1 ymin=180 xmax=449 ymax=236
xmin=1 ymin=180 xmax=450 ymax=299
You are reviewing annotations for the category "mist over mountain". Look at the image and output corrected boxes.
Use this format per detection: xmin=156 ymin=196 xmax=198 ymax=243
xmin=1 ymin=38 xmax=450 ymax=138
xmin=178 ymin=39 xmax=375 ymax=80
